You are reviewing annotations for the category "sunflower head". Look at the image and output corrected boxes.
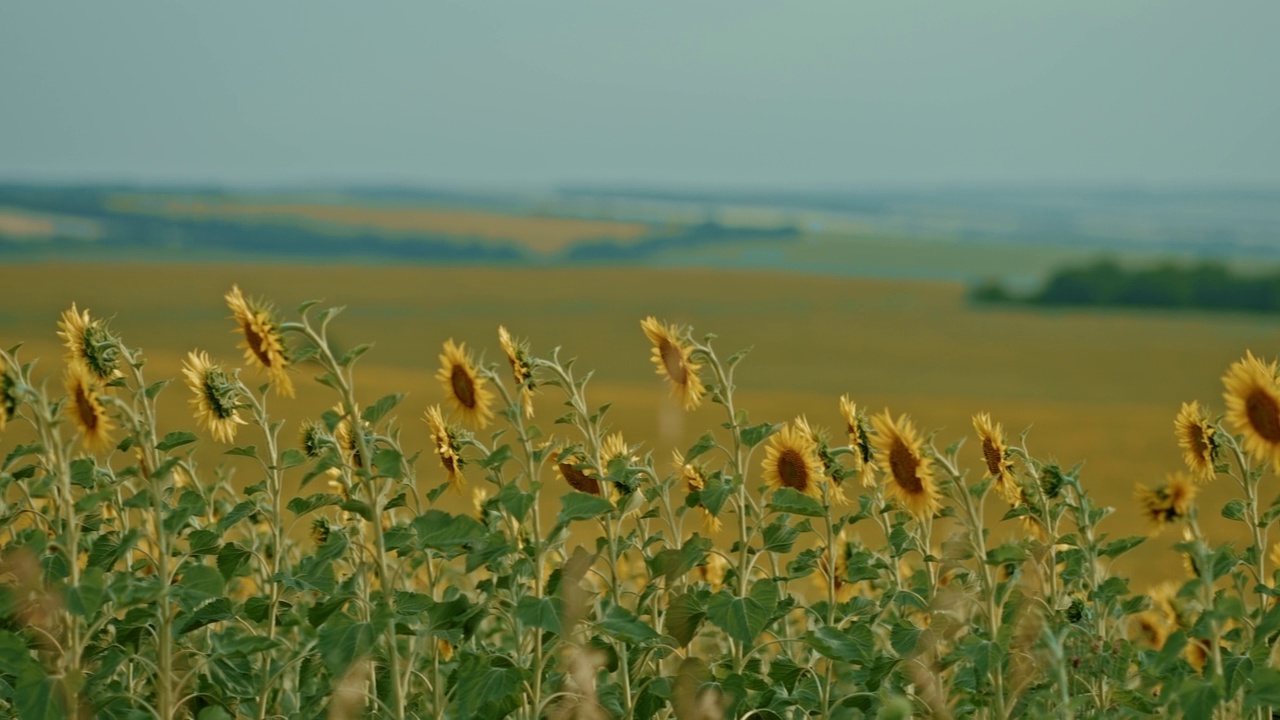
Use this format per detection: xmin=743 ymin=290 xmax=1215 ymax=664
xmin=973 ymin=413 xmax=1017 ymax=503
xmin=1223 ymin=351 xmax=1280 ymax=471
xmin=299 ymin=420 xmax=331 ymax=459
xmin=1135 ymin=473 xmax=1198 ymax=532
xmin=498 ymin=325 xmax=536 ymax=418
xmin=182 ymin=350 xmax=246 ymax=444
xmin=437 ymin=339 xmax=495 ymax=429
xmin=1174 ymin=401 xmax=1218 ymax=481
xmin=640 ymin=316 xmax=705 ymax=411
xmin=870 ymin=410 xmax=940 ymax=518
xmin=839 ymin=395 xmax=877 ymax=488
xmin=558 ymin=456 xmax=602 ymax=496
xmin=600 ymin=432 xmax=641 ymax=496
xmin=425 ymin=404 xmax=466 ymax=493
xmin=0 ymin=354 xmax=19 ymax=433
xmin=58 ymin=303 xmax=122 ymax=382
xmin=332 ymin=404 xmax=373 ymax=471
xmin=674 ymin=449 xmax=722 ymax=534
xmin=817 ymin=530 xmax=858 ymax=604
xmin=310 ymin=518 xmax=331 ymax=546
xmin=761 ymin=420 xmax=825 ymax=498
xmin=225 ymin=286 xmax=294 ymax=398
xmin=1131 ymin=610 xmax=1170 ymax=650
xmin=64 ymin=364 xmax=114 ymax=452
xmin=696 ymin=552 xmax=729 ymax=591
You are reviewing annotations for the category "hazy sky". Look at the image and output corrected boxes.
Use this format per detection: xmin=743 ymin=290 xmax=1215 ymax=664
xmin=2 ymin=1 xmax=1278 ymax=188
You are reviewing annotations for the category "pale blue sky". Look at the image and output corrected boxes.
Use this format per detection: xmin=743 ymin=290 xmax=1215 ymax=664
xmin=2 ymin=1 xmax=1277 ymax=188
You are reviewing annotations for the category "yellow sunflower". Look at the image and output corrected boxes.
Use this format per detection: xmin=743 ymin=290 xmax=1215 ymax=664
xmin=674 ymin=449 xmax=722 ymax=534
xmin=57 ymin=303 xmax=121 ymax=382
xmin=795 ymin=415 xmax=847 ymax=505
xmin=424 ymin=404 xmax=466 ymax=493
xmin=839 ymin=395 xmax=877 ymax=488
xmin=817 ymin=530 xmax=858 ymax=604
xmin=696 ymin=552 xmax=728 ymax=591
xmin=0 ymin=354 xmax=18 ymax=433
xmin=1174 ymin=401 xmax=1217 ymax=481
xmin=973 ymin=413 xmax=1017 ymax=503
xmin=437 ymin=339 xmax=495 ymax=429
xmin=1134 ymin=473 xmax=1198 ymax=533
xmin=224 ymin=285 xmax=294 ymax=398
xmin=498 ymin=325 xmax=536 ymax=419
xmin=64 ymin=364 xmax=114 ymax=452
xmin=640 ymin=316 xmax=705 ymax=411
xmin=1130 ymin=611 xmax=1169 ymax=650
xmin=333 ymin=404 xmax=372 ymax=471
xmin=870 ymin=410 xmax=940 ymax=518
xmin=761 ymin=420 xmax=825 ymax=498
xmin=1223 ymin=351 xmax=1280 ymax=470
xmin=182 ymin=350 xmax=246 ymax=444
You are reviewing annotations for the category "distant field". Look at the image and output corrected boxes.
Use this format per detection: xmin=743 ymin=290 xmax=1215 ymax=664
xmin=106 ymin=195 xmax=651 ymax=253
xmin=2 ymin=262 xmax=1276 ymax=586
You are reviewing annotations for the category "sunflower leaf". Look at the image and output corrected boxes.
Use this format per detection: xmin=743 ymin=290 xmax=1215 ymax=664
xmin=767 ymin=488 xmax=826 ymax=518
xmin=1099 ymin=536 xmax=1145 ymax=558
xmin=1222 ymin=499 xmax=1247 ymax=522
xmin=157 ymin=431 xmax=198 ymax=452
xmin=685 ymin=432 xmax=717 ymax=462
xmin=361 ymin=393 xmax=404 ymax=425
xmin=225 ymin=445 xmax=259 ymax=458
xmin=739 ymin=422 xmax=783 ymax=449
xmin=558 ymin=491 xmax=615 ymax=522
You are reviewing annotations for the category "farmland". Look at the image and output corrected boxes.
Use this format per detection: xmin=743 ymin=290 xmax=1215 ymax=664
xmin=3 ymin=261 xmax=1274 ymax=587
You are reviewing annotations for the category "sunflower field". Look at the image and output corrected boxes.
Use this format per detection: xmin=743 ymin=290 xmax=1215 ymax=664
xmin=3 ymin=287 xmax=1280 ymax=719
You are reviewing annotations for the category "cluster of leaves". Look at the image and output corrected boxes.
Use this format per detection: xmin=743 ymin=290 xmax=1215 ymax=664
xmin=1 ymin=291 xmax=1279 ymax=720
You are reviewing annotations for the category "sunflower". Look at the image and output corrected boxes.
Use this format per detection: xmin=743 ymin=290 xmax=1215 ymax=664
xmin=1134 ymin=473 xmax=1198 ymax=532
xmin=498 ymin=325 xmax=536 ymax=418
xmin=472 ymin=487 xmax=490 ymax=522
xmin=181 ymin=350 xmax=246 ymax=444
xmin=1174 ymin=401 xmax=1217 ymax=481
xmin=225 ymin=286 xmax=294 ymax=398
xmin=1130 ymin=611 xmax=1169 ymax=650
xmin=310 ymin=517 xmax=331 ymax=545
xmin=973 ymin=413 xmax=1017 ymax=503
xmin=437 ymin=339 xmax=495 ymax=429
xmin=870 ymin=410 xmax=940 ymax=518
xmin=761 ymin=420 xmax=825 ymax=498
xmin=1223 ymin=351 xmax=1280 ymax=470
xmin=696 ymin=552 xmax=728 ymax=591
xmin=0 ymin=355 xmax=18 ymax=433
xmin=424 ymin=404 xmax=466 ymax=493
xmin=299 ymin=420 xmax=330 ymax=459
xmin=558 ymin=456 xmax=602 ymax=496
xmin=839 ymin=396 xmax=876 ymax=488
xmin=57 ymin=303 xmax=121 ymax=382
xmin=817 ymin=531 xmax=858 ymax=604
xmin=65 ymin=364 xmax=114 ymax=452
xmin=640 ymin=316 xmax=705 ymax=411
xmin=333 ymin=404 xmax=372 ymax=471
xmin=674 ymin=449 xmax=722 ymax=534
xmin=795 ymin=415 xmax=848 ymax=505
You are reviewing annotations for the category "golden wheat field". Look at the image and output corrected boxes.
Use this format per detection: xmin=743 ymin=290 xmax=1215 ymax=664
xmin=3 ymin=262 xmax=1273 ymax=585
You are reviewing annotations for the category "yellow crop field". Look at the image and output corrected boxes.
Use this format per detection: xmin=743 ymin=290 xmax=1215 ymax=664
xmin=105 ymin=196 xmax=651 ymax=253
xmin=3 ymin=262 xmax=1274 ymax=586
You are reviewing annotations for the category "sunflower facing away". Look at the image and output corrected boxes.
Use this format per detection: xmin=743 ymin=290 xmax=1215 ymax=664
xmin=870 ymin=410 xmax=940 ymax=518
xmin=761 ymin=420 xmax=825 ymax=498
xmin=498 ymin=325 xmax=536 ymax=419
xmin=640 ymin=316 xmax=705 ymax=411
xmin=973 ymin=413 xmax=1017 ymax=503
xmin=839 ymin=396 xmax=877 ymax=488
xmin=437 ymin=339 xmax=495 ymax=429
xmin=425 ymin=404 xmax=466 ymax=493
xmin=182 ymin=350 xmax=246 ymax=444
xmin=558 ymin=456 xmax=602 ymax=496
xmin=1134 ymin=473 xmax=1198 ymax=533
xmin=674 ymin=449 xmax=722 ymax=534
xmin=1175 ymin=401 xmax=1218 ymax=481
xmin=65 ymin=364 xmax=114 ymax=452
xmin=225 ymin=285 xmax=294 ymax=398
xmin=58 ymin=303 xmax=121 ymax=382
xmin=1223 ymin=351 xmax=1280 ymax=470
xmin=0 ymin=355 xmax=17 ymax=433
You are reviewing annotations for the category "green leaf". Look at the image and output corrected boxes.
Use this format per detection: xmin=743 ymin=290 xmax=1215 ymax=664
xmin=479 ymin=444 xmax=514 ymax=470
xmin=558 ymin=491 xmax=615 ymax=523
xmin=179 ymin=598 xmax=234 ymax=634
xmin=412 ymin=510 xmax=487 ymax=553
xmin=224 ymin=445 xmax=259 ymax=458
xmin=761 ymin=520 xmax=800 ymax=553
xmin=1222 ymin=499 xmax=1247 ymax=522
xmin=515 ymin=596 xmax=563 ymax=635
xmin=497 ymin=483 xmax=534 ymax=524
xmin=648 ymin=536 xmax=713 ymax=583
xmin=157 ymin=431 xmax=198 ymax=452
xmin=372 ymin=448 xmax=404 ymax=479
xmin=187 ymin=529 xmax=221 ymax=556
xmin=452 ymin=653 xmax=525 ymax=719
xmin=339 ymin=343 xmax=373 ymax=368
xmin=14 ymin=663 xmax=61 ymax=720
xmin=739 ymin=422 xmax=782 ymax=449
xmin=665 ymin=592 xmax=706 ymax=647
xmin=279 ymin=448 xmax=307 ymax=470
xmin=706 ymin=583 xmax=776 ymax=646
xmin=1178 ymin=678 xmax=1221 ymax=717
xmin=287 ymin=493 xmax=343 ymax=517
xmin=684 ymin=432 xmax=717 ymax=462
xmin=700 ymin=473 xmax=732 ymax=515
xmin=144 ymin=379 xmax=170 ymax=400
xmin=70 ymin=458 xmax=96 ymax=488
xmin=361 ymin=393 xmax=404 ymax=425
xmin=1099 ymin=536 xmax=1146 ymax=559
xmin=985 ymin=543 xmax=1027 ymax=565
xmin=65 ymin=567 xmax=106 ymax=618
xmin=805 ymin=624 xmax=874 ymax=665
xmin=178 ymin=564 xmax=225 ymax=602
xmin=890 ymin=621 xmax=921 ymax=657
xmin=217 ymin=500 xmax=258 ymax=533
xmin=767 ymin=487 xmax=826 ymax=518
xmin=394 ymin=591 xmax=434 ymax=616
xmin=317 ymin=617 xmax=374 ymax=675
xmin=1246 ymin=667 xmax=1280 ymax=711
xmin=216 ymin=543 xmax=252 ymax=581
xmin=768 ymin=655 xmax=806 ymax=692
xmin=597 ymin=604 xmax=659 ymax=644
xmin=339 ymin=499 xmax=374 ymax=522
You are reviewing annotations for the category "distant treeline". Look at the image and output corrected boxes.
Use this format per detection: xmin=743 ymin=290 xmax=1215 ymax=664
xmin=974 ymin=258 xmax=1280 ymax=313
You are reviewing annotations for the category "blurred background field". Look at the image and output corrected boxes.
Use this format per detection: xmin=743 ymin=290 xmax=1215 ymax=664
xmin=3 ymin=257 xmax=1276 ymax=587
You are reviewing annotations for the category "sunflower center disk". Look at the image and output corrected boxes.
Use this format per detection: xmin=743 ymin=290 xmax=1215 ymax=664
xmin=244 ymin=321 xmax=274 ymax=367
xmin=889 ymin=442 xmax=923 ymax=494
xmin=74 ymin=386 xmax=100 ymax=431
xmin=1245 ymin=389 xmax=1280 ymax=442
xmin=982 ymin=439 xmax=1002 ymax=477
xmin=777 ymin=449 xmax=810 ymax=491
xmin=450 ymin=365 xmax=477 ymax=409
xmin=659 ymin=341 xmax=687 ymax=385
